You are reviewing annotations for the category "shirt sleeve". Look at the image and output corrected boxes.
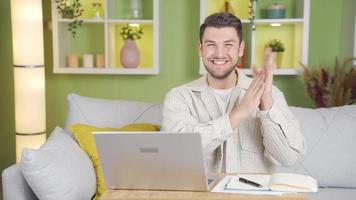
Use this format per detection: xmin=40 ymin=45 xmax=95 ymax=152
xmin=161 ymin=88 xmax=234 ymax=154
xmin=257 ymin=87 xmax=307 ymax=166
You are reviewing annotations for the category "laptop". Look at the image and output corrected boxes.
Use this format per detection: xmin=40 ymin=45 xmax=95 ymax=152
xmin=93 ymin=132 xmax=217 ymax=191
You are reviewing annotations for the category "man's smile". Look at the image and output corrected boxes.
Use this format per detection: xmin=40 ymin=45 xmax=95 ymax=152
xmin=209 ymin=58 xmax=229 ymax=65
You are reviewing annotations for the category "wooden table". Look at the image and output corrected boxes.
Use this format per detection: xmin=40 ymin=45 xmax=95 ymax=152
xmin=100 ymin=189 xmax=307 ymax=200
xmin=100 ymin=174 xmax=308 ymax=200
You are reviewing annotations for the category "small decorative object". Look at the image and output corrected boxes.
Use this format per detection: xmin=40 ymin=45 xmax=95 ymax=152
xmin=120 ymin=24 xmax=143 ymax=68
xmin=92 ymin=2 xmax=102 ymax=19
xmin=265 ymin=39 xmax=285 ymax=68
xmin=55 ymin=0 xmax=84 ymax=38
xmin=83 ymin=54 xmax=94 ymax=68
xmin=266 ymin=3 xmax=286 ymax=19
xmin=301 ymin=57 xmax=356 ymax=108
xmin=96 ymin=54 xmax=105 ymax=68
xmin=125 ymin=0 xmax=143 ymax=19
xmin=221 ymin=0 xmax=235 ymax=14
xmin=67 ymin=54 xmax=79 ymax=68
xmin=248 ymin=0 xmax=257 ymax=31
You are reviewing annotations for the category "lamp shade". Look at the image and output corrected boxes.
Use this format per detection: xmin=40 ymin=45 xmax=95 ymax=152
xmin=10 ymin=0 xmax=46 ymax=161
xmin=11 ymin=0 xmax=44 ymax=66
xmin=14 ymin=68 xmax=46 ymax=133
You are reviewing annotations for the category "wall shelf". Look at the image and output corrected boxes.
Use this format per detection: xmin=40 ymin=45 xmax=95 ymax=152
xmin=240 ymin=68 xmax=302 ymax=76
xmin=199 ymin=0 xmax=310 ymax=76
xmin=51 ymin=0 xmax=159 ymax=75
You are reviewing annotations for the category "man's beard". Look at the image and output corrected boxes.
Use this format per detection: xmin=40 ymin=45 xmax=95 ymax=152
xmin=204 ymin=62 xmax=236 ymax=80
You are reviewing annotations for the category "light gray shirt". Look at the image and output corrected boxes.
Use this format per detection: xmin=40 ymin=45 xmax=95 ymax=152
xmin=162 ymin=70 xmax=306 ymax=174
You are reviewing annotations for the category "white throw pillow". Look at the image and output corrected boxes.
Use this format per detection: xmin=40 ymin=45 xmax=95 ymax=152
xmin=64 ymin=93 xmax=162 ymax=130
xmin=20 ymin=127 xmax=96 ymax=200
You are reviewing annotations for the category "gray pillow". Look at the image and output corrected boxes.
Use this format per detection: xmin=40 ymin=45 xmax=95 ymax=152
xmin=21 ymin=127 xmax=96 ymax=200
xmin=64 ymin=93 xmax=162 ymax=130
xmin=277 ymin=105 xmax=356 ymax=188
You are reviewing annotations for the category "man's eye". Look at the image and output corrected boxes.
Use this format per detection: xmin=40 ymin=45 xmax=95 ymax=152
xmin=207 ymin=43 xmax=215 ymax=47
xmin=225 ymin=43 xmax=233 ymax=47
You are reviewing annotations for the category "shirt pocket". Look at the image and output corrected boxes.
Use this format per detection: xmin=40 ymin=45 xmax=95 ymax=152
xmin=238 ymin=118 xmax=264 ymax=154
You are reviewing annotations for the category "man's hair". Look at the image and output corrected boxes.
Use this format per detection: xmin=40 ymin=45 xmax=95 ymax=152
xmin=199 ymin=12 xmax=243 ymax=44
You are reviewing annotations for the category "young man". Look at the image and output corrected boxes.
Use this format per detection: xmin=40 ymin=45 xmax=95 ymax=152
xmin=162 ymin=12 xmax=306 ymax=174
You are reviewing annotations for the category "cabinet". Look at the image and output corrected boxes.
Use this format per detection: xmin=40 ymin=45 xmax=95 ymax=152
xmin=51 ymin=0 xmax=159 ymax=74
xmin=199 ymin=0 xmax=310 ymax=75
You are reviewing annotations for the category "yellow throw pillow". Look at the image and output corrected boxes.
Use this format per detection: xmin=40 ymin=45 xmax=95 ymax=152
xmin=119 ymin=123 xmax=160 ymax=131
xmin=69 ymin=123 xmax=160 ymax=200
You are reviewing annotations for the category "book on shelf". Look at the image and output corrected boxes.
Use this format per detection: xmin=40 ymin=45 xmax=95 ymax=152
xmin=225 ymin=173 xmax=318 ymax=193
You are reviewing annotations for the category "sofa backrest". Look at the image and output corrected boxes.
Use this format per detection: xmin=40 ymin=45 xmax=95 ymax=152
xmin=276 ymin=105 xmax=356 ymax=188
xmin=64 ymin=93 xmax=162 ymax=130
xmin=65 ymin=93 xmax=356 ymax=189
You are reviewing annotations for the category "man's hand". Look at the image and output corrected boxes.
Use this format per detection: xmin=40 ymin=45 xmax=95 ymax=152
xmin=252 ymin=48 xmax=275 ymax=111
xmin=229 ymin=70 xmax=266 ymax=128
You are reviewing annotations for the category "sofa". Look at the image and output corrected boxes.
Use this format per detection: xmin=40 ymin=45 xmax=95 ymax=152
xmin=2 ymin=93 xmax=356 ymax=200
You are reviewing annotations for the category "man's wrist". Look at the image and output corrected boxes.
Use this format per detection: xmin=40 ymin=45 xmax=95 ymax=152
xmin=260 ymin=96 xmax=274 ymax=111
xmin=229 ymin=107 xmax=247 ymax=129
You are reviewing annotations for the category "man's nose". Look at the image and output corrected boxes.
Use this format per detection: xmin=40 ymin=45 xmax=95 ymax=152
xmin=215 ymin=45 xmax=225 ymax=57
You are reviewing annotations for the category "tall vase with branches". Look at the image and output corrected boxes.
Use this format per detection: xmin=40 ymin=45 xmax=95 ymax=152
xmin=301 ymin=57 xmax=356 ymax=108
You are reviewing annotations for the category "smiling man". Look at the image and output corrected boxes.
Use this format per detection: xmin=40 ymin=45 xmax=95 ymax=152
xmin=162 ymin=12 xmax=306 ymax=174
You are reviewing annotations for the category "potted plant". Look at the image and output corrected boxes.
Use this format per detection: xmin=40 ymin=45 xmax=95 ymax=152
xmin=301 ymin=57 xmax=356 ymax=108
xmin=55 ymin=0 xmax=84 ymax=38
xmin=119 ymin=24 xmax=143 ymax=68
xmin=265 ymin=39 xmax=285 ymax=68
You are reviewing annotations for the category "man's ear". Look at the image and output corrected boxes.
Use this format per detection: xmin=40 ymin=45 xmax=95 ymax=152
xmin=198 ymin=42 xmax=202 ymax=57
xmin=238 ymin=41 xmax=245 ymax=57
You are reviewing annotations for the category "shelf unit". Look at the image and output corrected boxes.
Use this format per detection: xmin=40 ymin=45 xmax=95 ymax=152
xmin=51 ymin=0 xmax=159 ymax=75
xmin=199 ymin=0 xmax=310 ymax=75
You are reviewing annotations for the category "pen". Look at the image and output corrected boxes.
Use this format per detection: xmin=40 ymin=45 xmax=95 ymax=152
xmin=224 ymin=177 xmax=232 ymax=190
xmin=239 ymin=177 xmax=263 ymax=188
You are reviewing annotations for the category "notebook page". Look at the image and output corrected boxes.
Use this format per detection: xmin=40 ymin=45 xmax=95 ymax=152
xmin=211 ymin=175 xmax=286 ymax=195
xmin=269 ymin=173 xmax=318 ymax=192
xmin=225 ymin=174 xmax=271 ymax=191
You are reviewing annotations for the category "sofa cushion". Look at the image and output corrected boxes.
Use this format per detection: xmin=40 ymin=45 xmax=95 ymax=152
xmin=65 ymin=93 xmax=162 ymax=130
xmin=308 ymin=188 xmax=356 ymax=200
xmin=276 ymin=105 xmax=356 ymax=188
xmin=20 ymin=127 xmax=96 ymax=200
xmin=2 ymin=163 xmax=38 ymax=200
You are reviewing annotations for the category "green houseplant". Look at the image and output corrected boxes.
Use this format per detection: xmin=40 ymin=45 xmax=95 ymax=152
xmin=120 ymin=24 xmax=143 ymax=40
xmin=119 ymin=24 xmax=144 ymax=68
xmin=55 ymin=0 xmax=84 ymax=38
xmin=265 ymin=39 xmax=285 ymax=52
xmin=265 ymin=39 xmax=285 ymax=68
xmin=301 ymin=57 xmax=356 ymax=107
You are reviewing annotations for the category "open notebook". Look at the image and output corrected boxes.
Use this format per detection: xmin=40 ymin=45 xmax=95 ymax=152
xmin=225 ymin=173 xmax=318 ymax=193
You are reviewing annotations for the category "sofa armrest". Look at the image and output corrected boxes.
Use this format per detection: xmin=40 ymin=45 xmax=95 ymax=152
xmin=2 ymin=163 xmax=38 ymax=200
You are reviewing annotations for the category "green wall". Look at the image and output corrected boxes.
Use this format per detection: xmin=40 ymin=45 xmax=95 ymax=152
xmin=341 ymin=0 xmax=356 ymax=60
xmin=0 ymin=0 xmax=15 ymax=198
xmin=1 ymin=0 xmax=355 ymax=197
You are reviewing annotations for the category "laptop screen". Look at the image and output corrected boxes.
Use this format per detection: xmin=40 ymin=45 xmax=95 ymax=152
xmin=93 ymin=132 xmax=213 ymax=191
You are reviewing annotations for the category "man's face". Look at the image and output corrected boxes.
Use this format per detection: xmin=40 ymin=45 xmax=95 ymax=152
xmin=199 ymin=27 xmax=244 ymax=80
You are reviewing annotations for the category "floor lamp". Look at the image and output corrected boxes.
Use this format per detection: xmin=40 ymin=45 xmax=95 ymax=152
xmin=10 ymin=0 xmax=46 ymax=161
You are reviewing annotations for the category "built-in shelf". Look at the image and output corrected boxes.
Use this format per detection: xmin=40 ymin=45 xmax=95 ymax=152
xmin=199 ymin=0 xmax=310 ymax=76
xmin=240 ymin=68 xmax=302 ymax=76
xmin=53 ymin=67 xmax=159 ymax=75
xmin=51 ymin=0 xmax=159 ymax=75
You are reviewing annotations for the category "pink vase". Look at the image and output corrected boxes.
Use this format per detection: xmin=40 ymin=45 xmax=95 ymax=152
xmin=120 ymin=39 xmax=140 ymax=68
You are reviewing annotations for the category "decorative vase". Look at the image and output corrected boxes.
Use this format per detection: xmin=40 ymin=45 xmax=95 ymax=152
xmin=120 ymin=39 xmax=140 ymax=68
xmin=275 ymin=52 xmax=283 ymax=68
xmin=266 ymin=3 xmax=286 ymax=19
